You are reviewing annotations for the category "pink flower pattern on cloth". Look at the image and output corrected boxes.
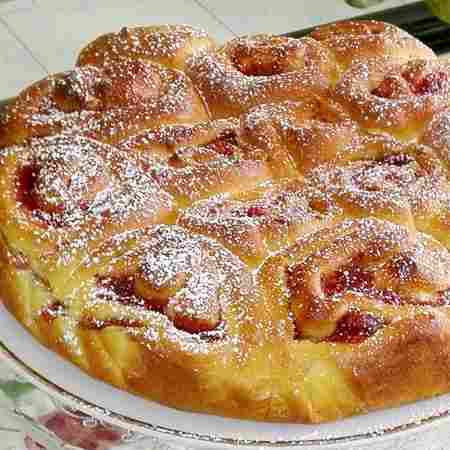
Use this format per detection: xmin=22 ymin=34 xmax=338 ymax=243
xmin=24 ymin=436 xmax=45 ymax=450
xmin=0 ymin=353 xmax=184 ymax=450
xmin=24 ymin=411 xmax=123 ymax=450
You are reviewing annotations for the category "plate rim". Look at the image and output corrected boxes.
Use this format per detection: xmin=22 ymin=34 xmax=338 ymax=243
xmin=2 ymin=334 xmax=450 ymax=448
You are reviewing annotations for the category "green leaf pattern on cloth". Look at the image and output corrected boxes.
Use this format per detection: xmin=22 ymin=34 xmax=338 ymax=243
xmin=0 ymin=380 xmax=35 ymax=400
xmin=0 ymin=346 xmax=154 ymax=449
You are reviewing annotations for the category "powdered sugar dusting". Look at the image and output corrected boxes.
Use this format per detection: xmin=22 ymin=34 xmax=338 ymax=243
xmin=77 ymin=24 xmax=214 ymax=70
xmin=178 ymin=179 xmax=339 ymax=265
xmin=0 ymin=58 xmax=208 ymax=148
xmin=310 ymin=19 xmax=436 ymax=67
xmin=185 ymin=35 xmax=336 ymax=118
xmin=305 ymin=143 xmax=450 ymax=221
xmin=3 ymin=20 xmax=450 ymax=424
xmin=81 ymin=225 xmax=256 ymax=356
xmin=334 ymin=57 xmax=450 ymax=133
xmin=0 ymin=134 xmax=173 ymax=268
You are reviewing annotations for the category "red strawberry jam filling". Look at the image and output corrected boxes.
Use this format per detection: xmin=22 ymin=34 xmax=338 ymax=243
xmin=327 ymin=311 xmax=384 ymax=344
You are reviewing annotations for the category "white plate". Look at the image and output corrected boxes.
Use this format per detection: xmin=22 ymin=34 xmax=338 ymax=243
xmin=2 ymin=304 xmax=450 ymax=449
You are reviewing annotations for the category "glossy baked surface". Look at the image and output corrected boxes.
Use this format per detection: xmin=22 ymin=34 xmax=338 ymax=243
xmin=1 ymin=20 xmax=450 ymax=423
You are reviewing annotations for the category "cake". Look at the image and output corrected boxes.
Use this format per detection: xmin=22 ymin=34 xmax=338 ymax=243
xmin=1 ymin=20 xmax=450 ymax=423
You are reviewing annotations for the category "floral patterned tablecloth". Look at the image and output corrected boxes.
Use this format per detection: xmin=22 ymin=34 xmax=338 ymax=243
xmin=0 ymin=347 xmax=185 ymax=450
xmin=3 ymin=342 xmax=450 ymax=450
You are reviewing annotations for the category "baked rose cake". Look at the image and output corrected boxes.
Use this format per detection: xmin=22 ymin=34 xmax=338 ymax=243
xmin=2 ymin=20 xmax=450 ymax=423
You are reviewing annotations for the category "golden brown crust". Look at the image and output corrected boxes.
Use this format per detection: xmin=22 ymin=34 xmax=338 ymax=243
xmin=257 ymin=218 xmax=450 ymax=422
xmin=0 ymin=225 xmax=273 ymax=420
xmin=117 ymin=118 xmax=240 ymax=160
xmin=421 ymin=107 xmax=450 ymax=168
xmin=341 ymin=313 xmax=450 ymax=410
xmin=77 ymin=24 xmax=216 ymax=71
xmin=304 ymin=142 xmax=450 ymax=233
xmin=237 ymin=99 xmax=405 ymax=176
xmin=333 ymin=57 xmax=450 ymax=138
xmin=0 ymin=58 xmax=209 ymax=148
xmin=178 ymin=179 xmax=338 ymax=267
xmin=3 ymin=20 xmax=450 ymax=425
xmin=185 ymin=35 xmax=338 ymax=118
xmin=310 ymin=20 xmax=436 ymax=69
xmin=0 ymin=135 xmax=174 ymax=292
xmin=118 ymin=119 xmax=273 ymax=207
